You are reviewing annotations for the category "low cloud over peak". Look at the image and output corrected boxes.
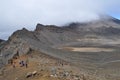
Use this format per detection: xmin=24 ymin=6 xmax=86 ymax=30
xmin=0 ymin=0 xmax=120 ymax=39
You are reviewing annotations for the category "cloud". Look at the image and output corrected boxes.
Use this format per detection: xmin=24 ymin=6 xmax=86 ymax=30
xmin=0 ymin=0 xmax=120 ymax=39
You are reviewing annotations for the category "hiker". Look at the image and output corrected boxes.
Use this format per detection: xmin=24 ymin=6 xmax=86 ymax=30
xmin=19 ymin=60 xmax=22 ymax=67
xmin=25 ymin=61 xmax=28 ymax=68
xmin=21 ymin=60 xmax=25 ymax=67
xmin=25 ymin=58 xmax=29 ymax=68
xmin=19 ymin=59 xmax=21 ymax=65
xmin=19 ymin=60 xmax=25 ymax=67
xmin=62 ymin=63 xmax=63 ymax=67
xmin=13 ymin=62 xmax=16 ymax=68
xmin=8 ymin=59 xmax=13 ymax=65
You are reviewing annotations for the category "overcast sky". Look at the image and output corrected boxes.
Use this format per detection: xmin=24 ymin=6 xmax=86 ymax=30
xmin=0 ymin=0 xmax=120 ymax=40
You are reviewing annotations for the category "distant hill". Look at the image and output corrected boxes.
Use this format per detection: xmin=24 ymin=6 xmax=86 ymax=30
xmin=0 ymin=39 xmax=4 ymax=43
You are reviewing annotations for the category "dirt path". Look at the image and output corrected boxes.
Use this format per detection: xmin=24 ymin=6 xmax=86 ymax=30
xmin=62 ymin=47 xmax=114 ymax=52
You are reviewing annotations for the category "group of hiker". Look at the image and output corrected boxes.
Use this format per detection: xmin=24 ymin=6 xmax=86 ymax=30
xmin=18 ymin=59 xmax=28 ymax=68
xmin=9 ymin=58 xmax=29 ymax=68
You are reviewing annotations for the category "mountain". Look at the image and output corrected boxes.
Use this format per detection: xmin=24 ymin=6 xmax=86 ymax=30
xmin=0 ymin=15 xmax=120 ymax=80
xmin=0 ymin=39 xmax=4 ymax=43
xmin=0 ymin=39 xmax=5 ymax=50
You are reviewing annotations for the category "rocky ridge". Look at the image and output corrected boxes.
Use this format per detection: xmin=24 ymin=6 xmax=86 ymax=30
xmin=0 ymin=15 xmax=120 ymax=80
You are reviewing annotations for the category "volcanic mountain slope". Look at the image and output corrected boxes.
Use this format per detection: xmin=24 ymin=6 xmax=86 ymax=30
xmin=0 ymin=15 xmax=120 ymax=80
